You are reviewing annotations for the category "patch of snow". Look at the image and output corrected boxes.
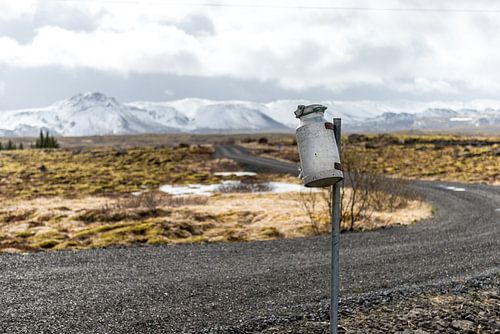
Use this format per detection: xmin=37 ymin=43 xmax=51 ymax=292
xmin=450 ymin=117 xmax=473 ymax=122
xmin=159 ymin=181 xmax=316 ymax=196
xmin=214 ymin=171 xmax=257 ymax=176
xmin=439 ymin=185 xmax=466 ymax=192
xmin=266 ymin=182 xmax=317 ymax=193
xmin=159 ymin=183 xmax=224 ymax=196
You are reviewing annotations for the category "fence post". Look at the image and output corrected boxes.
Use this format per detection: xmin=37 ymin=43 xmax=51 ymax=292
xmin=330 ymin=118 xmax=342 ymax=334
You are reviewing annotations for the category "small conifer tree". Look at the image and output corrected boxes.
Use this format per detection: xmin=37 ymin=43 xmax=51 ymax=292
xmin=34 ymin=130 xmax=59 ymax=149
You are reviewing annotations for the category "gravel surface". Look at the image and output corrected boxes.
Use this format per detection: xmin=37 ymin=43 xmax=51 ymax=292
xmin=245 ymin=272 xmax=500 ymax=334
xmin=0 ymin=145 xmax=498 ymax=333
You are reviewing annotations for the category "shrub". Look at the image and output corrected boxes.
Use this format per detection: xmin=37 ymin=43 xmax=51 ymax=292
xmin=258 ymin=137 xmax=269 ymax=144
xmin=218 ymin=181 xmax=272 ymax=193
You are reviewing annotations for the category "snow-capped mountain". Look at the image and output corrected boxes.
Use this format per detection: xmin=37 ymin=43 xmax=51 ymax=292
xmin=0 ymin=92 xmax=292 ymax=137
xmin=350 ymin=107 xmax=500 ymax=132
xmin=0 ymin=93 xmax=184 ymax=136
xmin=1 ymin=92 xmax=499 ymax=137
xmin=192 ymin=104 xmax=288 ymax=132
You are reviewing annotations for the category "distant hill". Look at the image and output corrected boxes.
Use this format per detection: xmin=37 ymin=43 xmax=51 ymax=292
xmin=349 ymin=108 xmax=500 ymax=132
xmin=0 ymin=92 xmax=499 ymax=136
xmin=0 ymin=92 xmax=290 ymax=137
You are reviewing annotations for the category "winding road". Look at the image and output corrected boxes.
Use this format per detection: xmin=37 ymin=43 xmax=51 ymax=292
xmin=0 ymin=145 xmax=498 ymax=333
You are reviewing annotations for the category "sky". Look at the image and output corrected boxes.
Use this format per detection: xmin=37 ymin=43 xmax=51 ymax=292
xmin=1 ymin=0 xmax=500 ymax=110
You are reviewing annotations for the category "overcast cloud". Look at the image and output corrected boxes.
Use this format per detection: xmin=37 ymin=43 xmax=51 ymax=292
xmin=1 ymin=0 xmax=500 ymax=109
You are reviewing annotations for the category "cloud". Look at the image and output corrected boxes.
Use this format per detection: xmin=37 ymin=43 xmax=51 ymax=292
xmin=0 ymin=3 xmax=108 ymax=44
xmin=0 ymin=81 xmax=5 ymax=96
xmin=1 ymin=0 xmax=500 ymax=102
xmin=0 ymin=66 xmax=316 ymax=110
xmin=395 ymin=78 xmax=459 ymax=95
xmin=172 ymin=13 xmax=215 ymax=36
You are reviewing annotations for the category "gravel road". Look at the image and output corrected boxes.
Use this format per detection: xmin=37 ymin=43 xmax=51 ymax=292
xmin=0 ymin=145 xmax=498 ymax=333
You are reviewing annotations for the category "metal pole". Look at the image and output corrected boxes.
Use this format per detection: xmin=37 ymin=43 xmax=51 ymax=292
xmin=330 ymin=118 xmax=341 ymax=334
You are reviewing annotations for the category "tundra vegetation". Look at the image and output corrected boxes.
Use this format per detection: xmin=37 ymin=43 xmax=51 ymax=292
xmin=240 ymin=133 xmax=500 ymax=185
xmin=5 ymin=133 xmax=488 ymax=253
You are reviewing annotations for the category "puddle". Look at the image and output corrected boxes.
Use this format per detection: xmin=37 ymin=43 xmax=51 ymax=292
xmin=159 ymin=181 xmax=315 ymax=196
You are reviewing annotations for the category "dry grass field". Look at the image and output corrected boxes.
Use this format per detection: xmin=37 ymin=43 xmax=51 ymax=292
xmin=2 ymin=133 xmax=470 ymax=253
xmin=0 ymin=189 xmax=430 ymax=253
xmin=0 ymin=145 xmax=218 ymax=199
xmin=240 ymin=133 xmax=500 ymax=185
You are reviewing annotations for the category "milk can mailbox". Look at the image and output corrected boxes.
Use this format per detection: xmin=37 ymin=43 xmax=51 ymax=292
xmin=294 ymin=104 xmax=343 ymax=187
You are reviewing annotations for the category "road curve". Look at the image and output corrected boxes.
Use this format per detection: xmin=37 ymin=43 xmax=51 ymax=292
xmin=0 ymin=145 xmax=499 ymax=333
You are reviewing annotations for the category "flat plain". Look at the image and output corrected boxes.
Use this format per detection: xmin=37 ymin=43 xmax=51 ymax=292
xmin=1 ymin=133 xmax=497 ymax=253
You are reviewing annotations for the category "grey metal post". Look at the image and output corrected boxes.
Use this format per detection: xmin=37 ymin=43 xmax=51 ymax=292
xmin=330 ymin=118 xmax=341 ymax=334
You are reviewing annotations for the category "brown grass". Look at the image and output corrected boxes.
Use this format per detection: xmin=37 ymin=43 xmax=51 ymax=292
xmin=239 ymin=134 xmax=500 ymax=185
xmin=0 ymin=144 xmax=233 ymax=199
xmin=0 ymin=190 xmax=431 ymax=253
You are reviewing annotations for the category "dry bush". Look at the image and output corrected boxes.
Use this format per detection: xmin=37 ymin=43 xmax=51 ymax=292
xmin=258 ymin=137 xmax=269 ymax=144
xmin=218 ymin=181 xmax=272 ymax=193
xmin=115 ymin=191 xmax=163 ymax=210
xmin=369 ymin=178 xmax=423 ymax=212
xmin=76 ymin=192 xmax=208 ymax=223
xmin=111 ymin=192 xmax=208 ymax=210
xmin=299 ymin=146 xmax=424 ymax=232
xmin=295 ymin=190 xmax=325 ymax=235
xmin=209 ymin=158 xmax=240 ymax=172
xmin=341 ymin=148 xmax=379 ymax=231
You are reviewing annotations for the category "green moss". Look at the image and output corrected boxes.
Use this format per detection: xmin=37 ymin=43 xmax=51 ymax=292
xmin=146 ymin=228 xmax=165 ymax=236
xmin=15 ymin=231 xmax=35 ymax=238
xmin=73 ymin=224 xmax=128 ymax=238
xmin=96 ymin=233 xmax=129 ymax=245
xmin=31 ymin=239 xmax=60 ymax=249
xmin=31 ymin=230 xmax=65 ymax=241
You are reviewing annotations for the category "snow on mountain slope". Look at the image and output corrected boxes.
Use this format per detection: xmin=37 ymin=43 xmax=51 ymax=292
xmin=0 ymin=93 xmax=183 ymax=137
xmin=0 ymin=93 xmax=292 ymax=137
xmin=192 ymin=103 xmax=289 ymax=132
xmin=1 ymin=93 xmax=500 ymax=137
xmin=126 ymin=101 xmax=190 ymax=129
xmin=50 ymin=93 xmax=179 ymax=136
xmin=129 ymin=99 xmax=292 ymax=132
xmin=150 ymin=99 xmax=382 ymax=128
xmin=350 ymin=107 xmax=500 ymax=132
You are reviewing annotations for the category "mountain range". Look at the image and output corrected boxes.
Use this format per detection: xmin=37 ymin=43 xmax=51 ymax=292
xmin=0 ymin=92 xmax=499 ymax=137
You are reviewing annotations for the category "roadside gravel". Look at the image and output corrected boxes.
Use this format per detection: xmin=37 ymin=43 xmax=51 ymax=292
xmin=239 ymin=272 xmax=499 ymax=334
xmin=0 ymin=146 xmax=498 ymax=333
